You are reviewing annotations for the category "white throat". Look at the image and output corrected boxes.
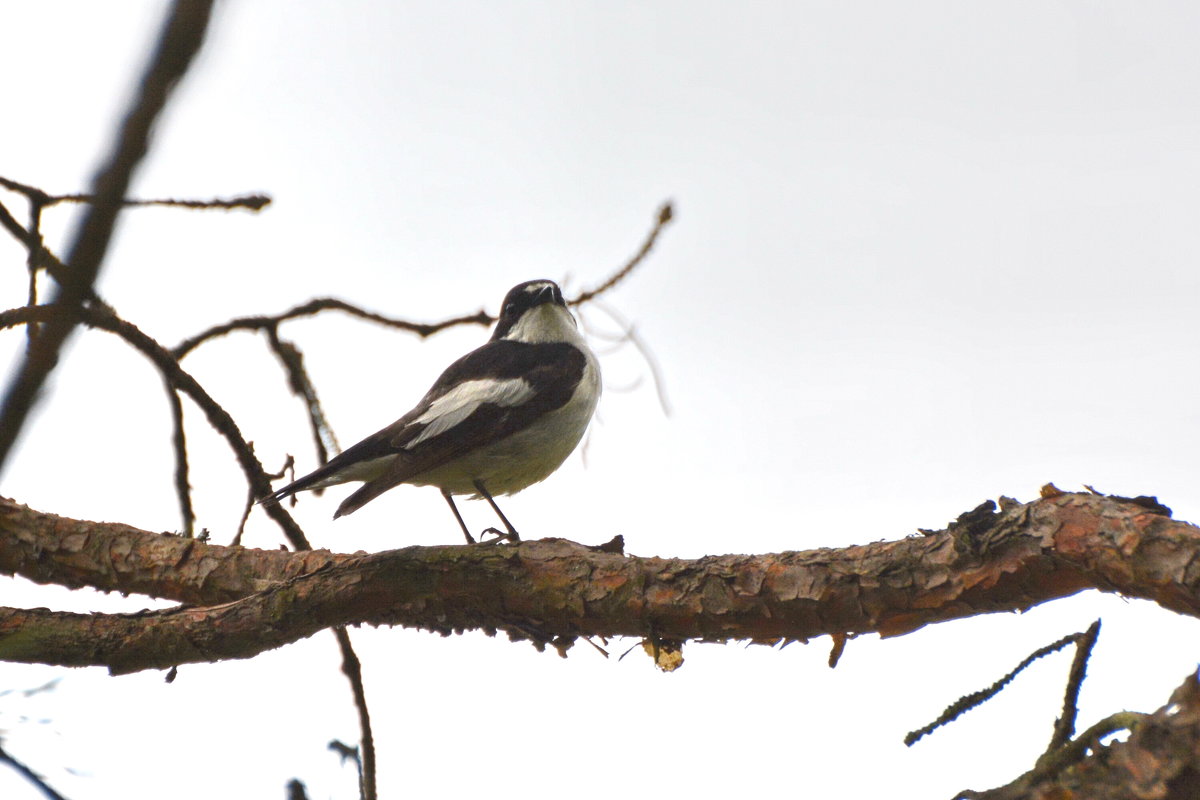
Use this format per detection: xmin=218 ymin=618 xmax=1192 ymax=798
xmin=505 ymin=304 xmax=583 ymax=345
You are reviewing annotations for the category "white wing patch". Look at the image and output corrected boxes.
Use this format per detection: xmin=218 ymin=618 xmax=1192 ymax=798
xmin=405 ymin=377 xmax=535 ymax=448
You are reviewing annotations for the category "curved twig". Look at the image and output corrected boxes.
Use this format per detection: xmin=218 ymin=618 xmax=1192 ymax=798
xmin=570 ymin=201 xmax=673 ymax=306
xmin=172 ymin=298 xmax=494 ymax=360
xmin=264 ymin=326 xmax=339 ymax=465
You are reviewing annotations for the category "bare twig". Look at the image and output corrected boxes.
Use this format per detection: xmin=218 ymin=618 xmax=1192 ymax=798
xmin=570 ymin=201 xmax=673 ymax=306
xmin=172 ymin=298 xmax=494 ymax=360
xmin=906 ymin=623 xmax=1101 ymax=746
xmin=265 ymin=327 xmax=339 ymax=466
xmin=581 ymin=298 xmax=672 ymax=416
xmin=0 ymin=741 xmax=69 ymax=800
xmin=1047 ymin=619 xmax=1101 ymax=752
xmin=333 ymin=628 xmax=376 ymax=800
xmin=0 ymin=175 xmax=269 ymax=212
xmin=231 ymin=486 xmax=256 ymax=547
xmin=23 ymin=198 xmax=44 ymax=346
xmin=164 ymin=379 xmax=195 ymax=537
xmin=0 ymin=0 xmax=216 ymax=475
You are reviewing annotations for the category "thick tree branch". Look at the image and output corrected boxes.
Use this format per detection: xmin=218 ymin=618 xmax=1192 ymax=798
xmin=1 ymin=491 xmax=1197 ymax=675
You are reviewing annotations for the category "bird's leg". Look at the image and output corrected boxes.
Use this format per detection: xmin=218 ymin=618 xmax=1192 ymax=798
xmin=473 ymin=479 xmax=521 ymax=543
xmin=441 ymin=489 xmax=476 ymax=544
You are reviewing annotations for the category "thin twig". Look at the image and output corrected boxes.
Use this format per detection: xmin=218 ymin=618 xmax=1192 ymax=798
xmin=0 ymin=0 xmax=216 ymax=476
xmin=581 ymin=298 xmax=672 ymax=416
xmin=24 ymin=198 xmax=44 ymax=348
xmin=172 ymin=298 xmax=493 ymax=359
xmin=265 ymin=326 xmax=339 ymax=465
xmin=570 ymin=201 xmax=673 ymax=306
xmin=0 ymin=175 xmax=269 ymax=212
xmin=164 ymin=379 xmax=195 ymax=537
xmin=906 ymin=626 xmax=1090 ymax=746
xmin=0 ymin=741 xmax=69 ymax=800
xmin=332 ymin=627 xmax=376 ymax=800
xmin=1047 ymin=619 xmax=1101 ymax=752
xmin=231 ymin=486 xmax=255 ymax=547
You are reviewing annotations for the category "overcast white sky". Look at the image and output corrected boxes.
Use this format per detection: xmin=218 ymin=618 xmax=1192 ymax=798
xmin=3 ymin=2 xmax=1200 ymax=798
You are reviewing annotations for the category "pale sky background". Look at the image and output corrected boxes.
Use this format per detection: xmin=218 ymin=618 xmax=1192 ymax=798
xmin=3 ymin=2 xmax=1200 ymax=798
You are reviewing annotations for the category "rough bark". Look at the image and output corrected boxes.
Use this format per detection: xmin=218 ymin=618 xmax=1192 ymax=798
xmin=1 ymin=490 xmax=1197 ymax=675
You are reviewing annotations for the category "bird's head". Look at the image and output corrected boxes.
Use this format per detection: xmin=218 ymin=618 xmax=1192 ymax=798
xmin=492 ymin=280 xmax=580 ymax=344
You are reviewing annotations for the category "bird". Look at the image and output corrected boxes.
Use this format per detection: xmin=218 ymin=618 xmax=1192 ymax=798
xmin=262 ymin=279 xmax=601 ymax=544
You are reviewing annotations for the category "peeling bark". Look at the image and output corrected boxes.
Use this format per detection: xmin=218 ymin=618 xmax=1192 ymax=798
xmin=0 ymin=491 xmax=1197 ymax=674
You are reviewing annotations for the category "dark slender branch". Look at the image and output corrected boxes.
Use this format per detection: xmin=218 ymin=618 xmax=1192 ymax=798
xmin=0 ymin=0 xmax=215 ymax=475
xmin=172 ymin=298 xmax=494 ymax=360
xmin=906 ymin=626 xmax=1093 ymax=746
xmin=0 ymin=741 xmax=69 ymax=800
xmin=0 ymin=175 xmax=269 ymax=212
xmin=231 ymin=485 xmax=255 ymax=547
xmin=265 ymin=327 xmax=339 ymax=466
xmin=1047 ymin=619 xmax=1101 ymax=752
xmin=332 ymin=628 xmax=376 ymax=800
xmin=164 ymin=380 xmax=195 ymax=537
xmin=23 ymin=199 xmax=44 ymax=346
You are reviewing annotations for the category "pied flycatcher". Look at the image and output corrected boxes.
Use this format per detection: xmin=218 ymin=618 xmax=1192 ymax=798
xmin=263 ymin=279 xmax=601 ymax=543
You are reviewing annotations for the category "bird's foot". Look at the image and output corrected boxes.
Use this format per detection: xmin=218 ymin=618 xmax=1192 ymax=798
xmin=479 ymin=526 xmax=521 ymax=545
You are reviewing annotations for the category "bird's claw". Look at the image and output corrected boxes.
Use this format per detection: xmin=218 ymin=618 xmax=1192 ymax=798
xmin=479 ymin=526 xmax=520 ymax=545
